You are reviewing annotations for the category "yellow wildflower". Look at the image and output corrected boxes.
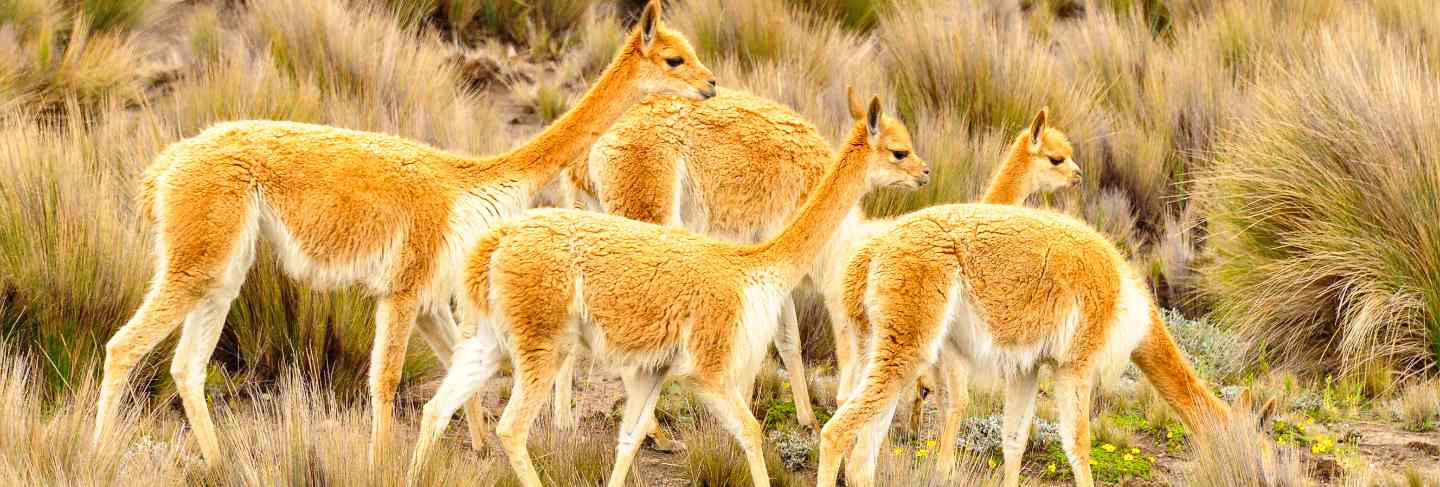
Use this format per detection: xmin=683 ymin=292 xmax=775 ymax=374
xmin=1048 ymin=463 xmax=1057 ymax=473
xmin=926 ymin=440 xmax=937 ymax=448
xmin=1166 ymin=431 xmax=1174 ymax=439
xmin=1101 ymin=443 xmax=1117 ymax=452
xmin=916 ymin=448 xmax=929 ymax=458
xmin=1129 ymin=447 xmax=1140 ymax=454
xmin=893 ymin=447 xmax=905 ymax=455
xmin=1123 ymin=454 xmax=1135 ymax=461
xmin=988 ymin=457 xmax=998 ymax=468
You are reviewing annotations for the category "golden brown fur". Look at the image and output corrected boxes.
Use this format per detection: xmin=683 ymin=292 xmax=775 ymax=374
xmin=553 ymin=89 xmax=904 ymax=434
xmin=94 ymin=0 xmax=715 ymax=466
xmin=407 ymin=92 xmax=927 ymax=487
xmin=818 ymin=204 xmax=1232 ymax=487
xmin=824 ymin=108 xmax=1080 ymax=461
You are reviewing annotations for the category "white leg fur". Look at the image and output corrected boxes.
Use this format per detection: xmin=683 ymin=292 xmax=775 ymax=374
xmin=844 ymin=398 xmax=899 ymax=487
xmin=407 ymin=331 xmax=503 ymax=485
xmin=414 ymin=307 xmax=491 ymax=449
xmin=607 ymin=368 xmax=667 ymax=487
xmin=170 ymin=293 xmax=235 ymax=464
xmin=1001 ymin=369 xmax=1040 ymax=487
xmin=553 ymin=354 xmax=578 ymax=430
xmin=772 ymin=293 xmax=816 ymax=428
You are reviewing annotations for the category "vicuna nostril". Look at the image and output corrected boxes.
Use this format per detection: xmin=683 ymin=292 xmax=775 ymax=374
xmin=707 ymin=79 xmax=717 ymax=87
xmin=923 ymin=167 xmax=932 ymax=175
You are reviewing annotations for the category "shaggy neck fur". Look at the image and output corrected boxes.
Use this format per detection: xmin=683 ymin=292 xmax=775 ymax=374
xmin=752 ymin=124 xmax=873 ymax=281
xmin=475 ymin=33 xmax=647 ymax=189
xmin=981 ymin=135 xmax=1038 ymax=205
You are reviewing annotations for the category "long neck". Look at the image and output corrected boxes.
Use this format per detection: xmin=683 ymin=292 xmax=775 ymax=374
xmin=754 ymin=125 xmax=874 ymax=281
xmin=980 ymin=136 xmax=1034 ymax=205
xmin=1131 ymin=306 xmax=1232 ymax=430
xmin=489 ymin=34 xmax=647 ymax=188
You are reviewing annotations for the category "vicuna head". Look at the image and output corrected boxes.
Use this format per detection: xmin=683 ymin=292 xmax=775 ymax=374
xmin=626 ymin=0 xmax=716 ymax=100
xmin=847 ymin=87 xmax=930 ymax=189
xmin=1019 ymin=108 xmax=1081 ymax=192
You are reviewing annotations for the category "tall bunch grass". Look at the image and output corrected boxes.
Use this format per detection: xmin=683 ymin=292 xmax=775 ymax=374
xmin=0 ymin=7 xmax=147 ymax=115
xmin=1 ymin=0 xmax=512 ymax=398
xmin=1200 ymin=29 xmax=1440 ymax=381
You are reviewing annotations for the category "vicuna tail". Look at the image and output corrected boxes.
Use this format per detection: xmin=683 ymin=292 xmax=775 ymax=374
xmin=136 ymin=159 xmax=168 ymax=223
xmin=1130 ymin=306 xmax=1231 ymax=429
xmin=463 ymin=228 xmax=507 ymax=318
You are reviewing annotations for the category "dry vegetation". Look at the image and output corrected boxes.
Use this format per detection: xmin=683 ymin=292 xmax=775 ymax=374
xmin=2 ymin=0 xmax=1439 ymax=484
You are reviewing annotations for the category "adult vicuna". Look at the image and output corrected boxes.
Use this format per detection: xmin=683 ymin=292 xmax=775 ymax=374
xmin=553 ymin=88 xmax=896 ymax=436
xmin=407 ymin=90 xmax=927 ymax=487
xmin=818 ymin=203 xmax=1244 ymax=487
xmin=93 ymin=0 xmax=715 ymax=465
xmin=822 ymin=107 xmax=1081 ymax=471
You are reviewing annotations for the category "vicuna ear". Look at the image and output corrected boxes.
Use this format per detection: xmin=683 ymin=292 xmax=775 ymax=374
xmin=1029 ymin=107 xmax=1048 ymax=152
xmin=639 ymin=0 xmax=661 ymax=52
xmin=866 ymin=96 xmax=881 ymax=142
xmin=847 ymin=86 xmax=865 ymax=121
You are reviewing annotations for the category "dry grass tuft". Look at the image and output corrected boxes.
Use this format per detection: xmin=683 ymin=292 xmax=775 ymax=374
xmin=1200 ymin=23 xmax=1440 ymax=381
xmin=677 ymin=418 xmax=805 ymax=487
xmin=1178 ymin=404 xmax=1311 ymax=487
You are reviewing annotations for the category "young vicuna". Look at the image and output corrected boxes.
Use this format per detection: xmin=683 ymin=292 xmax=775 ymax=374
xmin=553 ymin=88 xmax=857 ymax=434
xmin=818 ymin=204 xmax=1235 ymax=487
xmin=408 ymin=91 xmax=928 ymax=487
xmin=824 ymin=108 xmax=1081 ymax=461
xmin=93 ymin=0 xmax=715 ymax=465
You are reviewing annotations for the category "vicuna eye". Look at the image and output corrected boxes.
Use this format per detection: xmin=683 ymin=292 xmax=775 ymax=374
xmin=665 ymin=57 xmax=684 ymax=67
xmin=892 ymin=150 xmax=909 ymax=160
xmin=1049 ymin=156 xmax=1064 ymax=165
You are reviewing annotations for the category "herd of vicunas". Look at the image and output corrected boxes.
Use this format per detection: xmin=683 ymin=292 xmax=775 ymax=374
xmin=91 ymin=2 xmax=1270 ymax=486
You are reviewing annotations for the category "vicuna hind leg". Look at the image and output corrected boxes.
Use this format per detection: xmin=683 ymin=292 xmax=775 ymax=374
xmin=95 ymin=177 xmax=253 ymax=458
xmin=408 ymin=330 xmax=504 ymax=485
xmin=772 ymin=293 xmax=816 ymax=428
xmin=414 ymin=305 xmax=491 ymax=449
xmin=169 ymin=235 xmax=253 ymax=465
xmin=94 ymin=274 xmax=200 ymax=452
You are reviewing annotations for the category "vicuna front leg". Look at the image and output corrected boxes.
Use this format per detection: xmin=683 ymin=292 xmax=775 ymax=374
xmin=1054 ymin=367 xmax=1095 ymax=487
xmin=934 ymin=347 xmax=970 ymax=479
xmin=1001 ymin=369 xmax=1040 ymax=487
xmin=771 ymin=293 xmax=816 ymax=429
xmin=369 ymin=294 xmax=420 ymax=463
xmin=607 ymin=368 xmax=667 ymax=487
xmin=170 ymin=289 xmax=241 ymax=465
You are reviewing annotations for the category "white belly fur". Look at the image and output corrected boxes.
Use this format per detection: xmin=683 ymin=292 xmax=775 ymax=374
xmin=943 ymin=270 xmax=1152 ymax=380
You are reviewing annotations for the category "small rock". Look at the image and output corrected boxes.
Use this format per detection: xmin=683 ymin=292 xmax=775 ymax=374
xmin=1407 ymin=440 xmax=1440 ymax=457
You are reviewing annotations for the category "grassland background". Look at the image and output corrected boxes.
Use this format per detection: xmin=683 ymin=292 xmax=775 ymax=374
xmin=1 ymin=0 xmax=1439 ymax=484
